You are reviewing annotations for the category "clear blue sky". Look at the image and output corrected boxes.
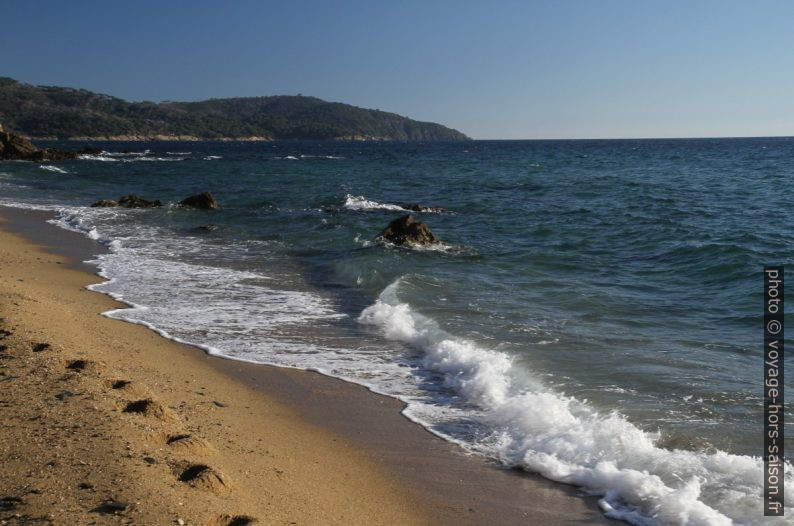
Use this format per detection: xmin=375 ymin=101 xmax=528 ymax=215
xmin=2 ymin=0 xmax=793 ymax=139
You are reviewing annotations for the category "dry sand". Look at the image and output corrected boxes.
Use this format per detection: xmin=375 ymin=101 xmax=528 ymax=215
xmin=0 ymin=215 xmax=430 ymax=525
xmin=0 ymin=207 xmax=613 ymax=525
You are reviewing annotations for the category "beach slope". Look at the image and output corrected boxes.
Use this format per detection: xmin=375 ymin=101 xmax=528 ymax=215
xmin=0 ymin=215 xmax=431 ymax=525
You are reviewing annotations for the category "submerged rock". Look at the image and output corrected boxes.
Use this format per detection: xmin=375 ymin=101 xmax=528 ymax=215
xmin=118 ymin=194 xmax=162 ymax=208
xmin=180 ymin=191 xmax=219 ymax=210
xmin=401 ymin=203 xmax=449 ymax=213
xmin=193 ymin=224 xmax=218 ymax=232
xmin=378 ymin=214 xmax=439 ymax=246
xmin=91 ymin=199 xmax=118 ymax=208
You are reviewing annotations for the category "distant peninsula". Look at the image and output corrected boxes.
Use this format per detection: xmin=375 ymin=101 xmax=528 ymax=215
xmin=0 ymin=77 xmax=469 ymax=141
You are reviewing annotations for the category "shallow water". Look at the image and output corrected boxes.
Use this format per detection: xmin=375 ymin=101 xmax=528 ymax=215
xmin=1 ymin=139 xmax=792 ymax=524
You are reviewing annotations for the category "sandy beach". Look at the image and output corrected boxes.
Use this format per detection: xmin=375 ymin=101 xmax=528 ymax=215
xmin=0 ymin=206 xmax=610 ymax=525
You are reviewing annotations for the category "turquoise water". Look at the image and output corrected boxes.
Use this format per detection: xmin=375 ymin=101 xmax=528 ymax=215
xmin=1 ymin=139 xmax=792 ymax=524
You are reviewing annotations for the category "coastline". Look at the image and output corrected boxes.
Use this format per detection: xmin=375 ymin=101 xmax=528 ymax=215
xmin=26 ymin=136 xmax=273 ymax=142
xmin=0 ymin=205 xmax=613 ymax=525
xmin=25 ymin=136 xmax=432 ymax=142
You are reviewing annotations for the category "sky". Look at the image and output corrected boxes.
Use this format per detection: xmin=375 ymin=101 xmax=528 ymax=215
xmin=2 ymin=0 xmax=793 ymax=139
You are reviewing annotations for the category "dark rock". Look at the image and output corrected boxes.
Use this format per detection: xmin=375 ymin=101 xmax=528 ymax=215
xmin=378 ymin=214 xmax=440 ymax=246
xmin=118 ymin=194 xmax=162 ymax=208
xmin=76 ymin=147 xmax=102 ymax=155
xmin=29 ymin=149 xmax=78 ymax=162
xmin=32 ymin=342 xmax=50 ymax=352
xmin=401 ymin=203 xmax=449 ymax=213
xmin=0 ymin=127 xmax=77 ymax=161
xmin=91 ymin=199 xmax=118 ymax=208
xmin=0 ymin=129 xmax=40 ymax=159
xmin=180 ymin=191 xmax=219 ymax=210
xmin=193 ymin=224 xmax=218 ymax=232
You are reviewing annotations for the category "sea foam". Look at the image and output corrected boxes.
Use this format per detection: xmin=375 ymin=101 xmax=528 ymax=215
xmin=344 ymin=194 xmax=407 ymax=212
xmin=78 ymin=150 xmax=186 ymax=162
xmin=358 ymin=279 xmax=793 ymax=525
xmin=39 ymin=165 xmax=69 ymax=174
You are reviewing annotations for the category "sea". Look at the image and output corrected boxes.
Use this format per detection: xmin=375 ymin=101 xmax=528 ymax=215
xmin=1 ymin=138 xmax=792 ymax=525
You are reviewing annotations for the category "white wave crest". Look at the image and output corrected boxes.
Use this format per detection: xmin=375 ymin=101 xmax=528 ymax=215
xmin=357 ymin=279 xmax=793 ymax=525
xmin=344 ymin=194 xmax=407 ymax=212
xmin=39 ymin=165 xmax=69 ymax=174
xmin=78 ymin=154 xmax=118 ymax=162
xmin=78 ymin=150 xmax=184 ymax=162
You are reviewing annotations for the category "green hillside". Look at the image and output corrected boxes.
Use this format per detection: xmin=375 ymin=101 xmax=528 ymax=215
xmin=0 ymin=77 xmax=469 ymax=141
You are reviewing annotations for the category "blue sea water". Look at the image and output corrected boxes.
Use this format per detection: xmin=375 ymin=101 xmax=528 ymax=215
xmin=1 ymin=139 xmax=792 ymax=524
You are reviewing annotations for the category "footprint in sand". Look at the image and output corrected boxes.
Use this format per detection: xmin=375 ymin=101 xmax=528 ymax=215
xmin=174 ymin=462 xmax=229 ymax=494
xmin=66 ymin=359 xmax=89 ymax=371
xmin=212 ymin=515 xmax=258 ymax=526
xmin=109 ymin=379 xmax=131 ymax=389
xmin=122 ymin=398 xmax=171 ymax=419
xmin=165 ymin=434 xmax=213 ymax=454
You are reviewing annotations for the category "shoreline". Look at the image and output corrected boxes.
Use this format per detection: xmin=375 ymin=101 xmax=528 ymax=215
xmin=0 ymin=205 xmax=612 ymax=525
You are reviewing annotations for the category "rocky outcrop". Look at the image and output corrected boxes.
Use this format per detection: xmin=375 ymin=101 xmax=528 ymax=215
xmin=91 ymin=195 xmax=162 ymax=208
xmin=76 ymin=147 xmax=103 ymax=155
xmin=0 ymin=125 xmax=78 ymax=161
xmin=401 ymin=203 xmax=450 ymax=214
xmin=0 ymin=128 xmax=38 ymax=159
xmin=180 ymin=192 xmax=219 ymax=210
xmin=90 ymin=199 xmax=119 ymax=208
xmin=90 ymin=192 xmax=219 ymax=209
xmin=118 ymin=195 xmax=162 ymax=208
xmin=378 ymin=215 xmax=440 ymax=246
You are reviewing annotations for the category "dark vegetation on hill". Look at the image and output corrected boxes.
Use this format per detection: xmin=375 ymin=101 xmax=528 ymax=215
xmin=0 ymin=77 xmax=469 ymax=141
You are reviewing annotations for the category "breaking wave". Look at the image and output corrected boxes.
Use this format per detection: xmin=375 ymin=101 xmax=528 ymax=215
xmin=358 ymin=279 xmax=793 ymax=525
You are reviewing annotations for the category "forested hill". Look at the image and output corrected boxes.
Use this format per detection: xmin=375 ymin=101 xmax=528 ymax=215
xmin=0 ymin=77 xmax=469 ymax=141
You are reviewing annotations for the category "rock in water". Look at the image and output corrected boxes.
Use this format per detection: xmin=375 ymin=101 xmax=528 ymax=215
xmin=0 ymin=125 xmax=77 ymax=161
xmin=91 ymin=199 xmax=119 ymax=207
xmin=118 ymin=194 xmax=162 ymax=208
xmin=0 ymin=128 xmax=42 ymax=159
xmin=180 ymin=191 xmax=219 ymax=210
xmin=76 ymin=146 xmax=103 ymax=155
xmin=378 ymin=214 xmax=439 ymax=246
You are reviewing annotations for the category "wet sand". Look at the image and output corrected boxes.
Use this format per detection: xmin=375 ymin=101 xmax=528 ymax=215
xmin=0 ymin=205 xmax=612 ymax=525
